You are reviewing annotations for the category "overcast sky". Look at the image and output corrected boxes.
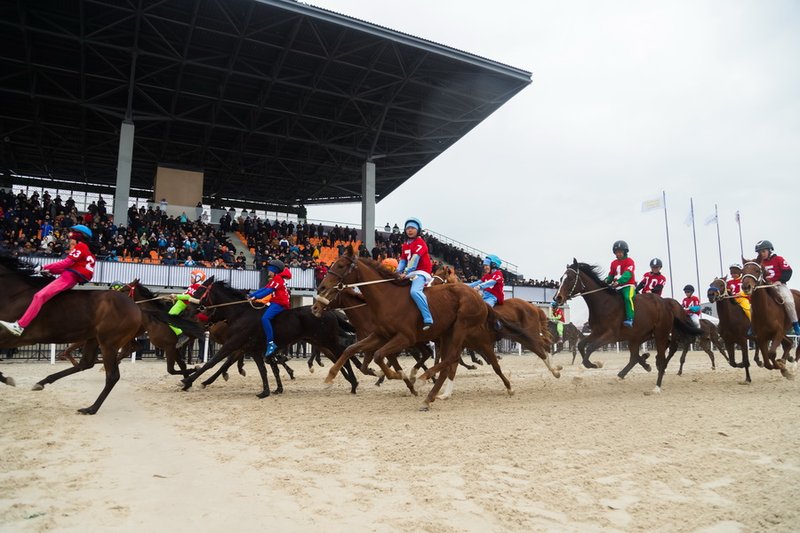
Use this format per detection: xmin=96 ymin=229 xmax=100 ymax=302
xmin=305 ymin=1 xmax=799 ymax=323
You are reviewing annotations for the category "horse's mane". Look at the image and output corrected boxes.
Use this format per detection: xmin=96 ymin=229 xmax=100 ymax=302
xmin=575 ymin=262 xmax=616 ymax=294
xmin=212 ymin=280 xmax=248 ymax=299
xmin=357 ymin=257 xmax=411 ymax=286
xmin=134 ymin=282 xmax=171 ymax=310
xmin=0 ymin=249 xmax=51 ymax=288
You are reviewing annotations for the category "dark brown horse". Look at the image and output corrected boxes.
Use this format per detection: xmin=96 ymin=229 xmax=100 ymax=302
xmin=740 ymin=260 xmax=800 ymax=378
xmin=0 ymin=253 xmax=141 ymax=414
xmin=707 ymin=277 xmax=771 ymax=383
xmin=314 ymin=249 xmax=542 ymax=410
xmin=554 ymin=260 xmax=701 ymax=394
xmin=548 ymin=321 xmax=585 ymax=363
xmin=669 ymin=317 xmax=728 ymax=375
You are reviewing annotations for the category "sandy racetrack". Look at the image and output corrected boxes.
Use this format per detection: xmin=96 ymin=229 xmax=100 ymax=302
xmin=2 ymin=350 xmax=799 ymax=532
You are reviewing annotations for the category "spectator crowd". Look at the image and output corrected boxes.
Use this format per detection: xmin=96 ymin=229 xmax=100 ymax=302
xmin=1 ymin=188 xmax=557 ymax=288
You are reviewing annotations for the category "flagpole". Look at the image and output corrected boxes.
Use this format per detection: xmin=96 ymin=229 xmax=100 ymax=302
xmin=690 ymin=198 xmax=700 ymax=292
xmin=662 ymin=190 xmax=674 ymax=298
xmin=736 ymin=210 xmax=744 ymax=260
xmin=714 ymin=204 xmax=723 ymax=276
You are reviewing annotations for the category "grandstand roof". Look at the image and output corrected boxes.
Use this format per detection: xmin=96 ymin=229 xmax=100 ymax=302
xmin=0 ymin=0 xmax=531 ymax=206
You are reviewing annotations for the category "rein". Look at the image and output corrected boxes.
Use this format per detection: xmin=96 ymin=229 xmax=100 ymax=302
xmin=201 ymin=298 xmax=266 ymax=310
xmin=558 ymin=267 xmax=612 ymax=300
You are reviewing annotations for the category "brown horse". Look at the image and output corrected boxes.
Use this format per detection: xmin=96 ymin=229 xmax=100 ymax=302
xmin=669 ymin=317 xmax=728 ymax=375
xmin=314 ymin=249 xmax=543 ymax=410
xmin=707 ymin=277 xmax=772 ymax=383
xmin=311 ymin=288 xmax=430 ymax=394
xmin=0 ymin=252 xmax=141 ymax=414
xmin=548 ymin=321 xmax=585 ymax=363
xmin=740 ymin=260 xmax=800 ymax=378
xmin=554 ymin=260 xmax=701 ymax=394
xmin=430 ymin=265 xmax=558 ymax=397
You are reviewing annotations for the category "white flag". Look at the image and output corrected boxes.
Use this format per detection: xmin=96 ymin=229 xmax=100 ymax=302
xmin=704 ymin=213 xmax=718 ymax=226
xmin=641 ymin=196 xmax=663 ymax=213
xmin=684 ymin=208 xmax=694 ymax=227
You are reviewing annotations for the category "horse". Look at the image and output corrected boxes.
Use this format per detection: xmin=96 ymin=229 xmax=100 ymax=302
xmin=668 ymin=316 xmax=729 ymax=376
xmin=548 ymin=321 xmax=585 ymax=363
xmin=740 ymin=260 xmax=800 ymax=379
xmin=429 ymin=265 xmax=558 ymax=398
xmin=706 ymin=277 xmax=773 ymax=383
xmin=180 ymin=280 xmax=361 ymax=396
xmin=311 ymin=287 xmax=430 ymax=394
xmin=314 ymin=249 xmax=550 ymax=410
xmin=554 ymin=259 xmax=701 ymax=394
xmin=0 ymin=252 xmax=141 ymax=414
xmin=120 ymin=280 xmax=207 ymax=378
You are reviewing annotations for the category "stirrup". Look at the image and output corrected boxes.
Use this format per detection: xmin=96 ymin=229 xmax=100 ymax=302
xmin=622 ymin=319 xmax=634 ymax=328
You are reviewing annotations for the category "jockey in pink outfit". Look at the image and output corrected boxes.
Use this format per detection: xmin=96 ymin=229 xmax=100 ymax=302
xmin=0 ymin=225 xmax=96 ymax=336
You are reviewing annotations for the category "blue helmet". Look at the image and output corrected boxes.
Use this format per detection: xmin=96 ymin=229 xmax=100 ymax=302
xmin=70 ymin=224 xmax=93 ymax=239
xmin=483 ymin=254 xmax=502 ymax=268
xmin=551 ymin=300 xmax=558 ymax=308
xmin=404 ymin=218 xmax=422 ymax=232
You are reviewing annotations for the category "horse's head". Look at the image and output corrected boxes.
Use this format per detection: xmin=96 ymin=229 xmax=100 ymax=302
xmin=431 ymin=265 xmax=458 ymax=286
xmin=740 ymin=259 xmax=763 ymax=296
xmin=707 ymin=277 xmax=727 ymax=303
xmin=554 ymin=259 xmax=582 ymax=305
xmin=313 ymin=247 xmax=359 ymax=317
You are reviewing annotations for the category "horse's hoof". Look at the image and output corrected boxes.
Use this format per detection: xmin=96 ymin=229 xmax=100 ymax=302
xmin=738 ymin=380 xmax=751 ymax=386
xmin=308 ymin=366 xmax=315 ymax=374
xmin=615 ymin=376 xmax=625 ymax=382
xmin=410 ymin=388 xmax=418 ymax=396
xmin=200 ymin=383 xmax=207 ymax=389
xmin=552 ymin=371 xmax=561 ymax=379
xmin=323 ymin=380 xmax=333 ymax=389
xmin=506 ymin=388 xmax=515 ymax=396
xmin=222 ymin=373 xmax=229 ymax=382
xmin=256 ymin=391 xmax=270 ymax=399
xmin=419 ymin=405 xmax=430 ymax=412
xmin=595 ymin=361 xmax=604 ymax=369
xmin=5 ymin=377 xmax=15 ymax=387
xmin=31 ymin=383 xmax=44 ymax=391
xmin=677 ymin=371 xmax=683 ymax=376
xmin=77 ymin=407 xmax=97 ymax=415
xmin=643 ymin=386 xmax=662 ymax=396
xmin=642 ymin=364 xmax=652 ymax=372
xmin=273 ymin=388 xmax=283 ymax=394
xmin=780 ymin=369 xmax=795 ymax=381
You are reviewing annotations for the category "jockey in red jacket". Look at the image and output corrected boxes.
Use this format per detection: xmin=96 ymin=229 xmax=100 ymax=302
xmin=248 ymin=259 xmax=292 ymax=359
xmin=468 ymin=255 xmax=505 ymax=307
xmin=1 ymin=224 xmax=96 ymax=336
xmin=755 ymin=240 xmax=800 ymax=335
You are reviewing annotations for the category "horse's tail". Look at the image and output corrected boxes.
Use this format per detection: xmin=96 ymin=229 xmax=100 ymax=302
xmin=538 ymin=309 xmax=554 ymax=345
xmin=672 ymin=315 xmax=703 ymax=337
xmin=147 ymin=310 xmax=206 ymax=339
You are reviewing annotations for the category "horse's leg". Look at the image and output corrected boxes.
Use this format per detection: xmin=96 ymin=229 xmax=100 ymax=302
xmin=371 ymin=335 xmax=414 ymax=382
xmin=77 ymin=341 xmax=123 ymax=415
xmin=339 ymin=359 xmax=359 ymax=394
xmin=409 ymin=344 xmax=433 ymax=384
xmin=201 ymin=352 xmax=241 ymax=387
xmin=476 ymin=343 xmax=514 ymax=393
xmin=0 ymin=371 xmax=15 ymax=387
xmin=387 ymin=355 xmax=418 ymax=395
xmin=238 ymin=353 xmax=246 ymax=377
xmin=251 ymin=354 xmax=271 ymax=398
xmin=270 ymin=361 xmax=283 ymax=394
xmin=578 ymin=332 xmax=615 ymax=369
xmin=458 ymin=351 xmax=477 ymax=371
xmin=373 ymin=352 xmax=386 ymax=387
xmin=645 ymin=332 xmax=672 ymax=395
xmin=164 ymin=345 xmax=192 ymax=378
xmin=34 ymin=340 xmax=99 ymax=390
xmin=421 ymin=332 xmax=465 ymax=411
xmin=617 ymin=343 xmax=645 ymax=379
xmin=182 ymin=336 xmax=247 ymax=390
xmin=469 ymin=349 xmax=483 ymax=365
xmin=281 ymin=360 xmax=294 ymax=380
xmin=323 ymin=334 xmax=384 ymax=384
xmin=306 ymin=350 xmax=316 ymax=373
xmin=677 ymin=345 xmax=690 ymax=376
xmin=701 ymin=339 xmax=716 ymax=370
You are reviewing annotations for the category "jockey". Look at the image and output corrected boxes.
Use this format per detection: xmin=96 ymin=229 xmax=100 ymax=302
xmin=755 ymin=240 xmax=800 ymax=336
xmin=637 ymin=258 xmax=666 ymax=296
xmin=1 ymin=224 xmax=96 ymax=336
xmin=725 ymin=263 xmax=751 ymax=321
xmin=396 ymin=218 xmax=434 ymax=330
xmin=550 ymin=300 xmax=565 ymax=341
xmin=468 ymin=255 xmax=505 ymax=307
xmin=248 ymin=259 xmax=292 ymax=359
xmin=682 ymin=284 xmax=702 ymax=328
xmin=604 ymin=240 xmax=636 ymax=328
xmin=168 ymin=269 xmax=207 ymax=348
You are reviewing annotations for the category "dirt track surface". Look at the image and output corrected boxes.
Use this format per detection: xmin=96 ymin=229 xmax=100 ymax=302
xmin=2 ymin=351 xmax=799 ymax=532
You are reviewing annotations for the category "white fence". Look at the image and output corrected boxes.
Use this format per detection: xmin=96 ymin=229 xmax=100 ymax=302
xmin=32 ymin=257 xmax=317 ymax=291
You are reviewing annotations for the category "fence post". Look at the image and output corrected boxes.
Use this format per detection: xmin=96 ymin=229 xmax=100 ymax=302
xmin=203 ymin=331 xmax=210 ymax=363
xmin=50 ymin=344 xmax=56 ymax=365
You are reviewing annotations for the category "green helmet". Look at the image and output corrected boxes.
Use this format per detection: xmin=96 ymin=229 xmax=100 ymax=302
xmin=110 ymin=281 xmax=125 ymax=290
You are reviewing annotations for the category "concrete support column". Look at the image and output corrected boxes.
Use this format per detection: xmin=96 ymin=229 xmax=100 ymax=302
xmin=113 ymin=121 xmax=134 ymax=227
xmin=361 ymin=161 xmax=376 ymax=251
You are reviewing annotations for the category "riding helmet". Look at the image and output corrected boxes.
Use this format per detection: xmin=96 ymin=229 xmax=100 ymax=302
xmin=483 ymin=254 xmax=502 ymax=268
xmin=612 ymin=240 xmax=629 ymax=253
xmin=755 ymin=240 xmax=774 ymax=253
xmin=69 ymin=224 xmax=93 ymax=239
xmin=404 ymin=218 xmax=422 ymax=232
xmin=729 ymin=263 xmax=743 ymax=271
xmin=551 ymin=300 xmax=558 ymax=308
xmin=683 ymin=284 xmax=694 ymax=292
xmin=649 ymin=258 xmax=663 ymax=268
xmin=190 ymin=269 xmax=207 ymax=283
xmin=110 ymin=281 xmax=125 ymax=290
xmin=267 ymin=259 xmax=286 ymax=273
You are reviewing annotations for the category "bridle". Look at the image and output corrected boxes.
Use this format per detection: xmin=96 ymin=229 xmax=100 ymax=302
xmin=315 ymin=255 xmax=396 ymax=308
xmin=557 ymin=267 xmax=609 ymax=301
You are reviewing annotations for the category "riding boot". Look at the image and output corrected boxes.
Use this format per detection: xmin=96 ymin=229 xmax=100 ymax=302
xmin=175 ymin=334 xmax=191 ymax=349
xmin=793 ymin=322 xmax=800 ymax=336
